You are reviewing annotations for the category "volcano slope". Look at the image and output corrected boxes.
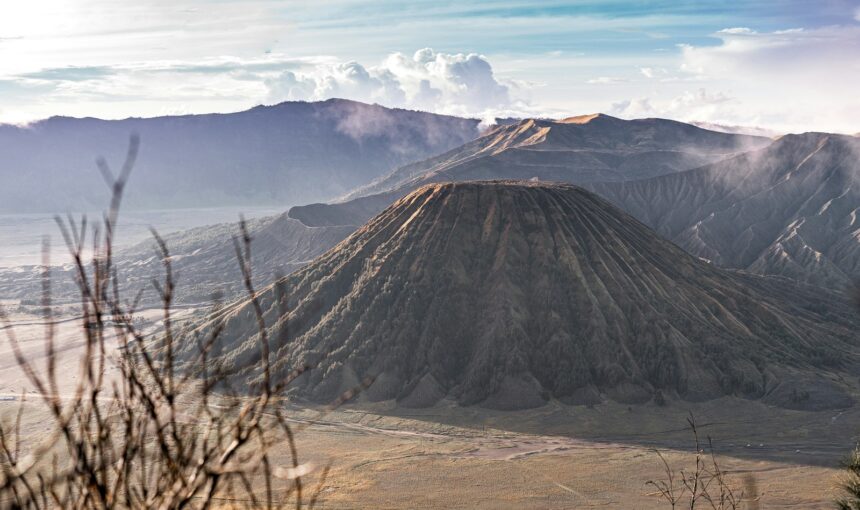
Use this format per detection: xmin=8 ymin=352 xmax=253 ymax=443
xmin=189 ymin=181 xmax=859 ymax=411
xmin=588 ymin=132 xmax=860 ymax=288
xmin=290 ymin=114 xmax=769 ymax=227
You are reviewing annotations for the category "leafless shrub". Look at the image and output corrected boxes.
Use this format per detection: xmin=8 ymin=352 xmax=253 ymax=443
xmin=0 ymin=135 xmax=340 ymax=509
xmin=647 ymin=414 xmax=758 ymax=509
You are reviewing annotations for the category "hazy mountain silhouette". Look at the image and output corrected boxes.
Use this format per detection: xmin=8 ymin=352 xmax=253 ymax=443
xmin=191 ymin=182 xmax=859 ymax=411
xmin=0 ymin=99 xmax=480 ymax=212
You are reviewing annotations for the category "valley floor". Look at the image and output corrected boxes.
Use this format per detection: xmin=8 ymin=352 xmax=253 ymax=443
xmin=275 ymin=402 xmax=852 ymax=509
xmin=0 ymin=308 xmax=855 ymax=509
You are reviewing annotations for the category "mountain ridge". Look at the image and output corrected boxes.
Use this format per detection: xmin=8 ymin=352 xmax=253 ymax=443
xmin=0 ymin=99 xmax=481 ymax=213
xmin=341 ymin=114 xmax=770 ymax=200
xmin=290 ymin=114 xmax=771 ymax=227
xmin=288 ymin=128 xmax=859 ymax=289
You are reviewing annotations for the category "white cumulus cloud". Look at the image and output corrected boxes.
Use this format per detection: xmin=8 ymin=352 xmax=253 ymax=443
xmin=265 ymin=48 xmax=515 ymax=120
xmin=644 ymin=25 xmax=860 ymax=133
xmin=4 ymin=48 xmax=537 ymax=125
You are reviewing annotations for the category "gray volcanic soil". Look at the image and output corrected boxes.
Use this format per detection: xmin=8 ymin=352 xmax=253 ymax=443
xmin=189 ymin=182 xmax=859 ymax=411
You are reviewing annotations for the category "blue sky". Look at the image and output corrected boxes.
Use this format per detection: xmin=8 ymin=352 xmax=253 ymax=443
xmin=1 ymin=0 xmax=858 ymax=132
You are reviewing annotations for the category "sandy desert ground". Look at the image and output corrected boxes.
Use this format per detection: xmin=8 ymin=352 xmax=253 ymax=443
xmin=268 ymin=399 xmax=855 ymax=509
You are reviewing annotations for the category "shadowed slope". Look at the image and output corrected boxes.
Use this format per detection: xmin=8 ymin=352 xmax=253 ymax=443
xmin=193 ymin=182 xmax=858 ymax=411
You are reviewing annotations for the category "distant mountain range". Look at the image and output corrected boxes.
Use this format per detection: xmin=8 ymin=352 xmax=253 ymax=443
xmin=144 ymin=113 xmax=771 ymax=301
xmin=2 ymin=113 xmax=855 ymax=304
xmin=0 ymin=99 xmax=481 ymax=212
xmin=187 ymin=182 xmax=859 ymax=410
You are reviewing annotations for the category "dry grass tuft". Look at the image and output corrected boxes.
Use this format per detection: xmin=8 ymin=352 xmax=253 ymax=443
xmin=646 ymin=414 xmax=758 ymax=509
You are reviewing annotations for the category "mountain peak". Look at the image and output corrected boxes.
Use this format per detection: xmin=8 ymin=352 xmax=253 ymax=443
xmin=302 ymin=114 xmax=775 ymax=226
xmin=0 ymin=100 xmax=483 ymax=213
xmin=198 ymin=180 xmax=858 ymax=411
xmin=558 ymin=113 xmax=620 ymax=124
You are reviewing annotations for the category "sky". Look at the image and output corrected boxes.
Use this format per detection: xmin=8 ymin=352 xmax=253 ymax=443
xmin=1 ymin=0 xmax=859 ymax=133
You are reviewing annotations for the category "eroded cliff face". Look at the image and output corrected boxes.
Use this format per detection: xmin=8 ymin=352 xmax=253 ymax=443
xmin=590 ymin=133 xmax=860 ymax=288
xmin=189 ymin=182 xmax=859 ymax=410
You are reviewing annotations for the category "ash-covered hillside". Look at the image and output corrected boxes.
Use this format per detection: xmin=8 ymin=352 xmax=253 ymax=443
xmin=589 ymin=132 xmax=860 ymax=288
xmin=189 ymin=182 xmax=859 ymax=411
